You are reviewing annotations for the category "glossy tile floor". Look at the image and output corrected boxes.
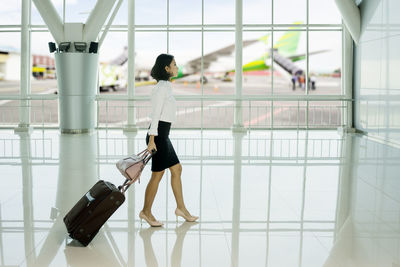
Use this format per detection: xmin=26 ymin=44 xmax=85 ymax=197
xmin=0 ymin=129 xmax=399 ymax=267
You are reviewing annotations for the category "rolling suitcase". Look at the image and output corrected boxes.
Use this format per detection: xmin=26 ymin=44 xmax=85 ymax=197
xmin=63 ymin=179 xmax=130 ymax=247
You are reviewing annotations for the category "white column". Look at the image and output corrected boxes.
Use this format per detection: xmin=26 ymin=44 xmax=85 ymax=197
xmin=124 ymin=0 xmax=138 ymax=132
xmin=232 ymin=0 xmax=246 ymax=133
xmin=334 ymin=0 xmax=361 ymax=44
xmin=32 ymin=0 xmax=63 ymax=43
xmin=344 ymin=27 xmax=353 ymax=129
xmin=16 ymin=0 xmax=32 ymax=133
xmin=83 ymin=0 xmax=117 ymax=42
xmin=338 ymin=26 xmax=355 ymax=134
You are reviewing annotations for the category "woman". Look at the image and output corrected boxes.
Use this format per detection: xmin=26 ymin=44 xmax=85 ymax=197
xmin=140 ymin=53 xmax=198 ymax=227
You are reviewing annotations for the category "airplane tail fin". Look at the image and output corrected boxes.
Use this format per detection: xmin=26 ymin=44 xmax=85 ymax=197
xmin=258 ymin=34 xmax=270 ymax=45
xmin=273 ymin=22 xmax=302 ymax=56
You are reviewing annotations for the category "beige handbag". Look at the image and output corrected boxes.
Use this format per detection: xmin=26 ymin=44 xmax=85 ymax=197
xmin=116 ymin=149 xmax=155 ymax=192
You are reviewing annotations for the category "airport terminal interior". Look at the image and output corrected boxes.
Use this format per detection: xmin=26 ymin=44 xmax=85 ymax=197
xmin=0 ymin=0 xmax=399 ymax=266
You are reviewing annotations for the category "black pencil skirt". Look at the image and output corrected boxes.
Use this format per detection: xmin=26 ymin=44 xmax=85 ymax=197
xmin=146 ymin=121 xmax=180 ymax=172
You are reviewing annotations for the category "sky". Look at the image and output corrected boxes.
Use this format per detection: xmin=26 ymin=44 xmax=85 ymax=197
xmin=0 ymin=0 xmax=342 ymax=73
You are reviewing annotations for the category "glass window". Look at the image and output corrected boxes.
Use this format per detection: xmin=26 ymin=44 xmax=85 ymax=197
xmin=272 ymin=30 xmax=307 ymax=95
xmin=32 ymin=0 xmax=64 ymax=25
xmin=0 ymin=0 xmax=346 ymax=129
xmin=111 ymin=0 xmax=128 ymax=25
xmin=0 ymin=1 xmax=21 ymax=25
xmin=243 ymin=31 xmax=272 ymax=95
xmin=169 ymin=32 xmax=202 ymax=95
xmin=273 ymin=0 xmax=306 ymax=24
xmin=309 ymin=0 xmax=342 ymax=25
xmin=134 ymin=31 xmax=167 ymax=92
xmin=170 ymin=0 xmax=202 ymax=25
xmin=31 ymin=32 xmax=57 ymax=94
xmin=98 ymin=32 xmax=128 ymax=95
xmin=243 ymin=0 xmax=272 ymax=25
xmin=203 ymin=32 xmax=235 ymax=95
xmin=65 ymin=0 xmax=97 ymax=23
xmin=308 ymin=31 xmax=342 ymax=95
xmin=136 ymin=0 xmax=167 ymax=25
xmin=0 ymin=33 xmax=21 ymax=95
xmin=204 ymin=0 xmax=235 ymax=25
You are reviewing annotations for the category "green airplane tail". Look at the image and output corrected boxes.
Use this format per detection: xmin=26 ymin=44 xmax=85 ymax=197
xmin=273 ymin=22 xmax=302 ymax=56
xmin=257 ymin=22 xmax=302 ymax=61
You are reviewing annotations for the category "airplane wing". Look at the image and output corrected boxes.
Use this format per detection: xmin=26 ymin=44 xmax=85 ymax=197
xmin=288 ymin=49 xmax=330 ymax=62
xmin=185 ymin=39 xmax=259 ymax=73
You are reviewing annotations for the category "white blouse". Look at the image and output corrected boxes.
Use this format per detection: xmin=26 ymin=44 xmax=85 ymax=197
xmin=148 ymin=80 xmax=177 ymax=136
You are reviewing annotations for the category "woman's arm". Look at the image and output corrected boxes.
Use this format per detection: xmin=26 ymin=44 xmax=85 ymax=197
xmin=147 ymin=87 xmax=167 ymax=152
xmin=148 ymin=87 xmax=167 ymax=136
xmin=147 ymin=135 xmax=156 ymax=152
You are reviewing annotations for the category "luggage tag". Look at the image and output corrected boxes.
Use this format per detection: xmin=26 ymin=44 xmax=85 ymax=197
xmin=85 ymin=192 xmax=95 ymax=206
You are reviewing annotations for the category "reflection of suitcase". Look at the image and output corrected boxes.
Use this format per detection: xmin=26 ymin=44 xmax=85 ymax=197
xmin=63 ymin=180 xmax=126 ymax=246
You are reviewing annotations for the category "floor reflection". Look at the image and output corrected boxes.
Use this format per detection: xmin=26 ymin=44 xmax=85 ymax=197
xmin=0 ymin=129 xmax=398 ymax=266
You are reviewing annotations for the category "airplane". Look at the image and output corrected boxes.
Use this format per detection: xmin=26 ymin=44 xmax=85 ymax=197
xmin=100 ymin=24 xmax=328 ymax=89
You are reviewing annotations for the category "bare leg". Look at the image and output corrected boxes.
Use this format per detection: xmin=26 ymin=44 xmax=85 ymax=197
xmin=142 ymin=169 xmax=165 ymax=220
xmin=169 ymin=163 xmax=192 ymax=217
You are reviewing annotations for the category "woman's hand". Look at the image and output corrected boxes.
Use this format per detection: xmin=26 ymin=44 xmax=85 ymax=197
xmin=147 ymin=135 xmax=157 ymax=153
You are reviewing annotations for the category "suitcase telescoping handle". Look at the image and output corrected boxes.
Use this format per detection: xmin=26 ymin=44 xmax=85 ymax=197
xmin=118 ymin=149 xmax=156 ymax=193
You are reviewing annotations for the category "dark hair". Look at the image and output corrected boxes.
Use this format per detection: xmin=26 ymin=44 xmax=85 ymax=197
xmin=150 ymin=53 xmax=174 ymax=82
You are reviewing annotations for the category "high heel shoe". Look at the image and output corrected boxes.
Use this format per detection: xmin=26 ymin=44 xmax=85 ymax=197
xmin=139 ymin=211 xmax=163 ymax=227
xmin=175 ymin=208 xmax=199 ymax=222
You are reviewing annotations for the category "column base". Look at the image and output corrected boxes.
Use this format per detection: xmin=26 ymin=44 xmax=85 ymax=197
xmin=231 ymin=124 xmax=248 ymax=134
xmin=61 ymin=128 xmax=93 ymax=134
xmin=123 ymin=125 xmax=139 ymax=133
xmin=14 ymin=124 xmax=33 ymax=134
xmin=337 ymin=127 xmax=357 ymax=135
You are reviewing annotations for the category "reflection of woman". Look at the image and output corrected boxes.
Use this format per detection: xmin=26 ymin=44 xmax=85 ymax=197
xmin=138 ymin=222 xmax=198 ymax=267
xmin=139 ymin=227 xmax=162 ymax=267
xmin=171 ymin=222 xmax=199 ymax=267
xmin=140 ymin=54 xmax=199 ymax=227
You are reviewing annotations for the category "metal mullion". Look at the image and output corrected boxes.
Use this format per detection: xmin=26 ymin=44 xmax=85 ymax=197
xmin=26 ymin=28 xmax=344 ymax=33
xmin=24 ymin=24 xmax=343 ymax=30
xmin=167 ymin=0 xmax=169 ymax=53
xmin=201 ymin=0 xmax=204 ymax=132
xmin=243 ymin=23 xmax=342 ymax=28
xmin=270 ymin=0 xmax=274 ymax=130
xmin=244 ymin=28 xmax=342 ymax=32
xmin=0 ymin=30 xmax=23 ymax=33
xmin=271 ymin=0 xmax=274 ymax=96
xmin=42 ymin=99 xmax=44 ymax=127
xmin=249 ymin=101 xmax=252 ymax=130
xmin=63 ymin=0 xmax=65 ymax=24
xmin=306 ymin=0 xmax=310 ymax=97
xmin=0 ymin=25 xmax=21 ymax=28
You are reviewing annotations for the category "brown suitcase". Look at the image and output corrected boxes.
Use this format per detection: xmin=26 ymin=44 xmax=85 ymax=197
xmin=63 ymin=179 xmax=130 ymax=246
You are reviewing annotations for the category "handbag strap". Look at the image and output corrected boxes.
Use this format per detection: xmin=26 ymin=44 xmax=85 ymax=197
xmin=137 ymin=149 xmax=148 ymax=157
xmin=123 ymin=149 xmax=151 ymax=161
xmin=143 ymin=149 xmax=156 ymax=164
xmin=118 ymin=149 xmax=156 ymax=193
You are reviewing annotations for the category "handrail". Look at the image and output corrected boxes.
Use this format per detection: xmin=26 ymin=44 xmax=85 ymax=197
xmin=0 ymin=94 xmax=353 ymax=101
xmin=0 ymin=94 xmax=352 ymax=101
